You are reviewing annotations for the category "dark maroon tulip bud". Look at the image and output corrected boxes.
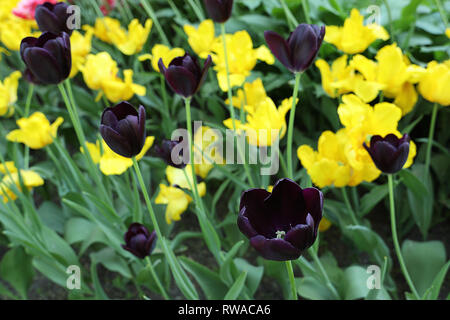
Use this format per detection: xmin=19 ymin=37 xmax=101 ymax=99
xmin=122 ymin=223 xmax=157 ymax=259
xmin=264 ymin=24 xmax=325 ymax=73
xmin=154 ymin=138 xmax=187 ymax=169
xmin=20 ymin=32 xmax=71 ymax=85
xmin=238 ymin=178 xmax=323 ymax=261
xmin=35 ymin=2 xmax=73 ymax=35
xmin=203 ymin=0 xmax=234 ymax=23
xmin=159 ymin=54 xmax=212 ymax=98
xmin=363 ymin=134 xmax=410 ymax=174
xmin=100 ymin=102 xmax=146 ymax=158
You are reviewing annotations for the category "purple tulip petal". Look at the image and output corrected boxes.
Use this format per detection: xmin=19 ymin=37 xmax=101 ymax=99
xmin=284 ymin=223 xmax=313 ymax=251
xmin=100 ymin=124 xmax=133 ymax=158
xmin=196 ymin=55 xmax=212 ymax=94
xmin=288 ymin=24 xmax=318 ymax=72
xmin=22 ymin=47 xmax=62 ymax=84
xmin=250 ymin=235 xmax=302 ymax=261
xmin=165 ymin=66 xmax=198 ymax=98
xmin=264 ymin=31 xmax=293 ymax=71
xmin=302 ymin=187 xmax=323 ymax=235
xmin=237 ymin=207 xmax=259 ymax=238
xmin=137 ymin=105 xmax=146 ymax=144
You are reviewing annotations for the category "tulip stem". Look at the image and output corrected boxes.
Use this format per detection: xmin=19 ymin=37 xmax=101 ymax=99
xmin=307 ymin=248 xmax=340 ymax=299
xmin=286 ymin=72 xmax=301 ymax=180
xmin=388 ymin=174 xmax=420 ymax=299
xmin=434 ymin=0 xmax=448 ymax=28
xmin=145 ymin=257 xmax=170 ymax=300
xmin=187 ymin=0 xmax=205 ymax=21
xmin=425 ymin=103 xmax=438 ymax=174
xmin=279 ymin=0 xmax=298 ymax=29
xmin=285 ymin=261 xmax=297 ymax=300
xmin=220 ymin=23 xmax=256 ymax=188
xmin=301 ymin=0 xmax=312 ymax=25
xmin=141 ymin=0 xmax=170 ymax=46
xmin=23 ymin=83 xmax=34 ymax=169
xmin=341 ymin=187 xmax=359 ymax=225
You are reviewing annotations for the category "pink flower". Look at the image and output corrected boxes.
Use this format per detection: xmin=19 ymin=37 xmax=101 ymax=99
xmin=13 ymin=0 xmax=59 ymax=20
xmin=100 ymin=0 xmax=116 ymax=15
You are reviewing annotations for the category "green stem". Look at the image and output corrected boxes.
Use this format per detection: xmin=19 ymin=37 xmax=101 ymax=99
xmin=279 ymin=0 xmax=298 ymax=29
xmin=382 ymin=0 xmax=394 ymax=41
xmin=132 ymin=157 xmax=162 ymax=238
xmin=285 ymin=260 xmax=297 ymax=300
xmin=308 ymin=248 xmax=340 ymax=299
xmin=434 ymin=0 xmax=448 ymax=28
xmin=187 ymin=0 xmax=205 ymax=21
xmin=388 ymin=174 xmax=420 ymax=299
xmin=425 ymin=103 xmax=438 ymax=173
xmin=23 ymin=84 xmax=34 ymax=169
xmin=341 ymin=187 xmax=358 ymax=225
xmin=141 ymin=0 xmax=170 ymax=46
xmin=301 ymin=0 xmax=312 ymax=24
xmin=220 ymin=23 xmax=255 ymax=187
xmin=286 ymin=72 xmax=301 ymax=179
xmin=145 ymin=257 xmax=170 ymax=300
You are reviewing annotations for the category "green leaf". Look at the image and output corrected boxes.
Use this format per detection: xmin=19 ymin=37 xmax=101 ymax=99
xmin=224 ymin=271 xmax=247 ymax=300
xmin=343 ymin=225 xmax=391 ymax=269
xmin=297 ymin=276 xmax=335 ymax=300
xmin=234 ymin=258 xmax=264 ymax=297
xmin=220 ymin=240 xmax=244 ymax=285
xmin=406 ymin=164 xmax=433 ymax=238
xmin=427 ymin=261 xmax=450 ymax=300
xmin=90 ymin=261 xmax=109 ymax=300
xmin=341 ymin=266 xmax=370 ymax=300
xmin=402 ymin=240 xmax=446 ymax=297
xmin=90 ymin=248 xmax=132 ymax=279
xmin=179 ymin=256 xmax=228 ymax=300
xmin=0 ymin=247 xmax=34 ymax=299
xmin=399 ymin=169 xmax=429 ymax=199
xmin=359 ymin=184 xmax=389 ymax=217
xmin=37 ymin=201 xmax=67 ymax=234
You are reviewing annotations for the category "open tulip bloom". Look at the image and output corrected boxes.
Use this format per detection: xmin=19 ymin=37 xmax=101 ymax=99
xmin=363 ymin=134 xmax=410 ymax=174
xmin=264 ymin=24 xmax=325 ymax=73
xmin=159 ymin=53 xmax=212 ymax=98
xmin=122 ymin=223 xmax=157 ymax=259
xmin=238 ymin=178 xmax=323 ymax=261
xmin=100 ymin=102 xmax=147 ymax=158
xmin=20 ymin=32 xmax=71 ymax=85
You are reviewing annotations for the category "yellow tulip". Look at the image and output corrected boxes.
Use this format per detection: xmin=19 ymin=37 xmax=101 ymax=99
xmin=166 ymin=165 xmax=206 ymax=197
xmin=91 ymin=17 xmax=123 ymax=43
xmin=184 ymin=19 xmax=217 ymax=59
xmin=101 ymin=69 xmax=146 ymax=103
xmin=0 ymin=169 xmax=44 ymax=203
xmin=418 ymin=60 xmax=450 ymax=106
xmin=315 ymin=55 xmax=355 ymax=98
xmin=0 ymin=16 xmax=38 ymax=51
xmin=155 ymin=184 xmax=192 ymax=224
xmin=69 ymin=28 xmax=93 ymax=78
xmin=193 ymin=125 xmax=224 ymax=179
xmin=226 ymin=78 xmax=268 ymax=111
xmin=325 ymin=8 xmax=389 ymax=54
xmin=84 ymin=137 xmax=155 ymax=176
xmin=7 ymin=112 xmax=63 ymax=149
xmin=109 ymin=19 xmax=152 ymax=55
xmin=212 ymin=30 xmax=274 ymax=91
xmin=0 ymin=71 xmax=21 ymax=117
xmin=139 ymin=44 xmax=185 ymax=72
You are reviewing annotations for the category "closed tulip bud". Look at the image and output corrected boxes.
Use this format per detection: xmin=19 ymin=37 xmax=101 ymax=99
xmin=264 ymin=24 xmax=325 ymax=73
xmin=35 ymin=2 xmax=73 ymax=35
xmin=20 ymin=32 xmax=71 ymax=85
xmin=363 ymin=134 xmax=410 ymax=174
xmin=122 ymin=223 xmax=157 ymax=259
xmin=203 ymin=0 xmax=234 ymax=23
xmin=154 ymin=138 xmax=187 ymax=169
xmin=159 ymin=53 xmax=212 ymax=98
xmin=238 ymin=178 xmax=323 ymax=261
xmin=100 ymin=101 xmax=146 ymax=158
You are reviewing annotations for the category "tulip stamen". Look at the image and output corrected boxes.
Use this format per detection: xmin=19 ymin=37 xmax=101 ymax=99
xmin=275 ymin=230 xmax=286 ymax=239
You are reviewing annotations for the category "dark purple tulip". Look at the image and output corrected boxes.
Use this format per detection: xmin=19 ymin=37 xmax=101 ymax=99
xmin=154 ymin=138 xmax=187 ymax=169
xmin=20 ymin=32 xmax=71 ymax=85
xmin=238 ymin=178 xmax=323 ymax=261
xmin=363 ymin=134 xmax=410 ymax=174
xmin=122 ymin=223 xmax=157 ymax=259
xmin=35 ymin=2 xmax=73 ymax=35
xmin=203 ymin=0 xmax=234 ymax=23
xmin=264 ymin=24 xmax=325 ymax=73
xmin=100 ymin=102 xmax=146 ymax=158
xmin=159 ymin=54 xmax=212 ymax=98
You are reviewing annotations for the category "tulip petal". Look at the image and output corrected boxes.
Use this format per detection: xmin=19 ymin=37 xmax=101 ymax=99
xmin=288 ymin=24 xmax=318 ymax=72
xmin=239 ymin=188 xmax=274 ymax=237
xmin=102 ymin=110 xmax=119 ymax=129
xmin=165 ymin=66 xmax=198 ymax=98
xmin=302 ymin=187 xmax=323 ymax=235
xmin=237 ymin=207 xmax=259 ymax=238
xmin=137 ymin=105 xmax=146 ymax=145
xmin=100 ymin=124 xmax=133 ymax=158
xmin=250 ymin=235 xmax=301 ymax=261
xmin=22 ymin=47 xmax=62 ymax=84
xmin=35 ymin=6 xmax=61 ymax=34
xmin=264 ymin=31 xmax=293 ymax=71
xmin=284 ymin=223 xmax=313 ymax=251
xmin=196 ymin=55 xmax=212 ymax=94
